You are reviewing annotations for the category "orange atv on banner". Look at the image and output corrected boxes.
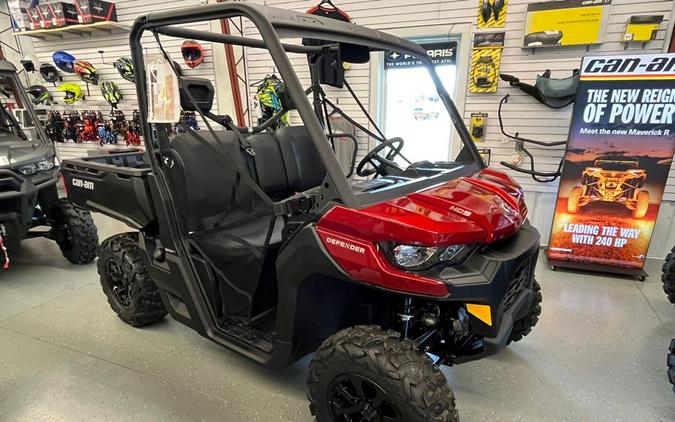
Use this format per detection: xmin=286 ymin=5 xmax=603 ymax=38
xmin=548 ymin=53 xmax=675 ymax=277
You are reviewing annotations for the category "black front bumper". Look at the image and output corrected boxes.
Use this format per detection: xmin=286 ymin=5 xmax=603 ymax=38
xmin=434 ymin=220 xmax=541 ymax=363
xmin=0 ymin=168 xmax=59 ymax=243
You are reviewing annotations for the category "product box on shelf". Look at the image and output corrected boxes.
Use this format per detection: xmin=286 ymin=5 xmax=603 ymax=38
xmin=38 ymin=2 xmax=79 ymax=28
xmin=26 ymin=6 xmax=44 ymax=30
xmin=74 ymin=0 xmax=118 ymax=24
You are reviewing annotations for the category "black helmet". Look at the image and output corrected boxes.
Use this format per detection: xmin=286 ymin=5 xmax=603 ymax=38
xmin=101 ymin=81 xmax=123 ymax=108
xmin=26 ymin=85 xmax=54 ymax=105
xmin=39 ymin=63 xmax=60 ymax=83
xmin=113 ymin=57 xmax=135 ymax=83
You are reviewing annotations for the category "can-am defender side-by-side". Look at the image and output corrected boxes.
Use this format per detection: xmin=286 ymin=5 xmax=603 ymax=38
xmin=0 ymin=60 xmax=97 ymax=268
xmin=61 ymin=3 xmax=542 ymax=421
xmin=567 ymin=155 xmax=650 ymax=219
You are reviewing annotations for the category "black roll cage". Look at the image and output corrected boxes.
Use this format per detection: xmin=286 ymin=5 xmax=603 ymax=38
xmin=131 ymin=2 xmax=484 ymax=209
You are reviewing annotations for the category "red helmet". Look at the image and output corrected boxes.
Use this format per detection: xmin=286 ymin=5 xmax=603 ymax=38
xmin=181 ymin=40 xmax=204 ymax=69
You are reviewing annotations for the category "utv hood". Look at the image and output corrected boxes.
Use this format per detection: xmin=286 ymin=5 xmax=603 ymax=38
xmin=319 ymin=169 xmax=527 ymax=246
xmin=0 ymin=141 xmax=54 ymax=168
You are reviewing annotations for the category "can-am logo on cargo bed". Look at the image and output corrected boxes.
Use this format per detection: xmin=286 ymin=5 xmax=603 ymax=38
xmin=325 ymin=236 xmax=366 ymax=254
xmin=71 ymin=178 xmax=94 ymax=190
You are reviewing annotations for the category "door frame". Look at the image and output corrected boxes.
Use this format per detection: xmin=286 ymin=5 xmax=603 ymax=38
xmin=369 ymin=23 xmax=472 ymax=160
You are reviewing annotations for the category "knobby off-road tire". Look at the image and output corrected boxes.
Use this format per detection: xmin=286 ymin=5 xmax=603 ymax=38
xmin=632 ymin=189 xmax=650 ymax=219
xmin=662 ymin=246 xmax=675 ymax=304
xmin=508 ymin=279 xmax=542 ymax=344
xmin=567 ymin=186 xmax=583 ymax=214
xmin=98 ymin=233 xmax=167 ymax=327
xmin=308 ymin=325 xmax=458 ymax=422
xmin=51 ymin=199 xmax=98 ymax=264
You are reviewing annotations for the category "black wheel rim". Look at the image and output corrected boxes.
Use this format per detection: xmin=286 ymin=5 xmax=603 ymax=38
xmin=106 ymin=259 xmax=133 ymax=309
xmin=327 ymin=374 xmax=401 ymax=422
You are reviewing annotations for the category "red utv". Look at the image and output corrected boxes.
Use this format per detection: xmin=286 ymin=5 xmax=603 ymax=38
xmin=61 ymin=3 xmax=542 ymax=421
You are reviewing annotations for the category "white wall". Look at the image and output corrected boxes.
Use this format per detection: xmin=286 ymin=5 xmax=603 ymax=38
xmin=244 ymin=0 xmax=675 ymax=258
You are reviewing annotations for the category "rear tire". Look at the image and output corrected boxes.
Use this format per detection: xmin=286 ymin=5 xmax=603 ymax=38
xmin=632 ymin=189 xmax=650 ymax=219
xmin=308 ymin=325 xmax=458 ymax=422
xmin=98 ymin=233 xmax=167 ymax=327
xmin=567 ymin=186 xmax=583 ymax=214
xmin=508 ymin=279 xmax=542 ymax=344
xmin=50 ymin=199 xmax=98 ymax=264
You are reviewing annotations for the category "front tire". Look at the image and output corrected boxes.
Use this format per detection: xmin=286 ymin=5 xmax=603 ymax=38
xmin=508 ymin=279 xmax=542 ymax=344
xmin=663 ymin=247 xmax=675 ymax=304
xmin=308 ymin=325 xmax=458 ymax=422
xmin=98 ymin=233 xmax=167 ymax=327
xmin=50 ymin=199 xmax=98 ymax=264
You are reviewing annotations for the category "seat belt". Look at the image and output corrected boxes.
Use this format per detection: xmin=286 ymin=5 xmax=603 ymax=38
xmin=222 ymin=116 xmax=259 ymax=182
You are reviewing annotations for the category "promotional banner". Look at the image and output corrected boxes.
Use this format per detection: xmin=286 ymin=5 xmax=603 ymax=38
xmin=548 ymin=53 xmax=675 ymax=273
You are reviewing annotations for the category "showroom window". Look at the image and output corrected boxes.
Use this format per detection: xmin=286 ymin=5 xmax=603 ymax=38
xmin=381 ymin=37 xmax=460 ymax=163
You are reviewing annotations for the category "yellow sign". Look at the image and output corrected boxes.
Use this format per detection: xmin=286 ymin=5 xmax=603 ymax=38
xmin=523 ymin=0 xmax=611 ymax=48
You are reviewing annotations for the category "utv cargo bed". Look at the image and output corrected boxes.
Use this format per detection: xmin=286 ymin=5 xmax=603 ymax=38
xmin=61 ymin=153 xmax=157 ymax=229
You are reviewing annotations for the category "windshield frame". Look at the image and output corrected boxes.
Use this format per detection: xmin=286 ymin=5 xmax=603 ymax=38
xmin=132 ymin=2 xmax=484 ymax=209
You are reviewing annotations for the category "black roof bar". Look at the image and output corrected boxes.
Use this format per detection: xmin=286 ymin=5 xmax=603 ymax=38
xmin=153 ymin=25 xmax=335 ymax=55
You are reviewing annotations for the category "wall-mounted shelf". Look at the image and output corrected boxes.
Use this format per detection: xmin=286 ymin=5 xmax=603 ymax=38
xmin=13 ymin=21 xmax=129 ymax=41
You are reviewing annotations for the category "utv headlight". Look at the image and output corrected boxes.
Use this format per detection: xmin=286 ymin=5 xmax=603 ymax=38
xmin=18 ymin=163 xmax=37 ymax=175
xmin=36 ymin=159 xmax=55 ymax=171
xmin=392 ymin=245 xmax=439 ymax=268
xmin=387 ymin=243 xmax=470 ymax=270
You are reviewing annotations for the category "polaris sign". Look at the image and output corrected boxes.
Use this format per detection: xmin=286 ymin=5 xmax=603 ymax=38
xmin=385 ymin=41 xmax=457 ymax=69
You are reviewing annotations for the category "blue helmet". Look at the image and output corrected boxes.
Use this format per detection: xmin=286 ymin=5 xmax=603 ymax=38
xmin=52 ymin=51 xmax=76 ymax=73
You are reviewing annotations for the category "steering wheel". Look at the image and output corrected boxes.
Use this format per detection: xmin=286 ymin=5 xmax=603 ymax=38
xmin=356 ymin=137 xmax=404 ymax=178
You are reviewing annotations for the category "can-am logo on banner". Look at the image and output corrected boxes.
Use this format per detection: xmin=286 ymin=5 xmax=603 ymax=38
xmin=385 ymin=41 xmax=457 ymax=69
xmin=547 ymin=53 xmax=675 ymax=274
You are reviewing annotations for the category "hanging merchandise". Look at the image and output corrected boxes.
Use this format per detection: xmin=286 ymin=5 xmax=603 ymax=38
xmin=477 ymin=0 xmax=508 ymax=29
xmin=523 ymin=0 xmax=612 ymax=48
xmin=181 ymin=40 xmax=205 ymax=69
xmin=469 ymin=32 xmax=504 ymax=93
xmin=39 ymin=63 xmax=60 ymax=83
xmin=500 ymin=69 xmax=580 ymax=109
xmin=26 ymin=85 xmax=55 ymax=106
xmin=125 ymin=110 xmax=142 ymax=146
xmin=63 ymin=111 xmax=80 ymax=142
xmin=302 ymin=0 xmax=353 ymax=88
xmin=101 ymin=81 xmax=122 ymax=108
xmin=110 ymin=109 xmax=127 ymax=139
xmin=113 ymin=57 xmax=135 ymax=83
xmin=20 ymin=54 xmax=39 ymax=73
xmin=78 ymin=111 xmax=99 ymax=143
xmin=470 ymin=113 xmax=488 ymax=142
xmin=478 ymin=148 xmax=492 ymax=166
xmin=73 ymin=60 xmax=99 ymax=85
xmin=547 ymin=52 xmax=675 ymax=278
xmin=255 ymin=74 xmax=289 ymax=128
xmin=46 ymin=111 xmax=65 ymax=143
xmin=57 ymin=82 xmax=84 ymax=104
xmin=52 ymin=51 xmax=77 ymax=73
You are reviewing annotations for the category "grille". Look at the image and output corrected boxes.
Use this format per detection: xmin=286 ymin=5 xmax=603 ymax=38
xmin=503 ymin=257 xmax=534 ymax=311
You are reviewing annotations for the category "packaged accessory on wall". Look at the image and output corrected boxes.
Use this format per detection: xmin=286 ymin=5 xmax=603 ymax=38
xmin=477 ymin=0 xmax=508 ymax=29
xmin=38 ymin=2 xmax=79 ymax=28
xmin=623 ymin=15 xmax=664 ymax=43
xmin=469 ymin=32 xmax=504 ymax=93
xmin=523 ymin=0 xmax=612 ymax=48
xmin=470 ymin=112 xmax=487 ymax=142
xmin=477 ymin=148 xmax=491 ymax=166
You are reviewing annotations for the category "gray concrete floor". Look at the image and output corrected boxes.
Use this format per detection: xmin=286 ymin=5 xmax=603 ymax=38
xmin=0 ymin=214 xmax=673 ymax=422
